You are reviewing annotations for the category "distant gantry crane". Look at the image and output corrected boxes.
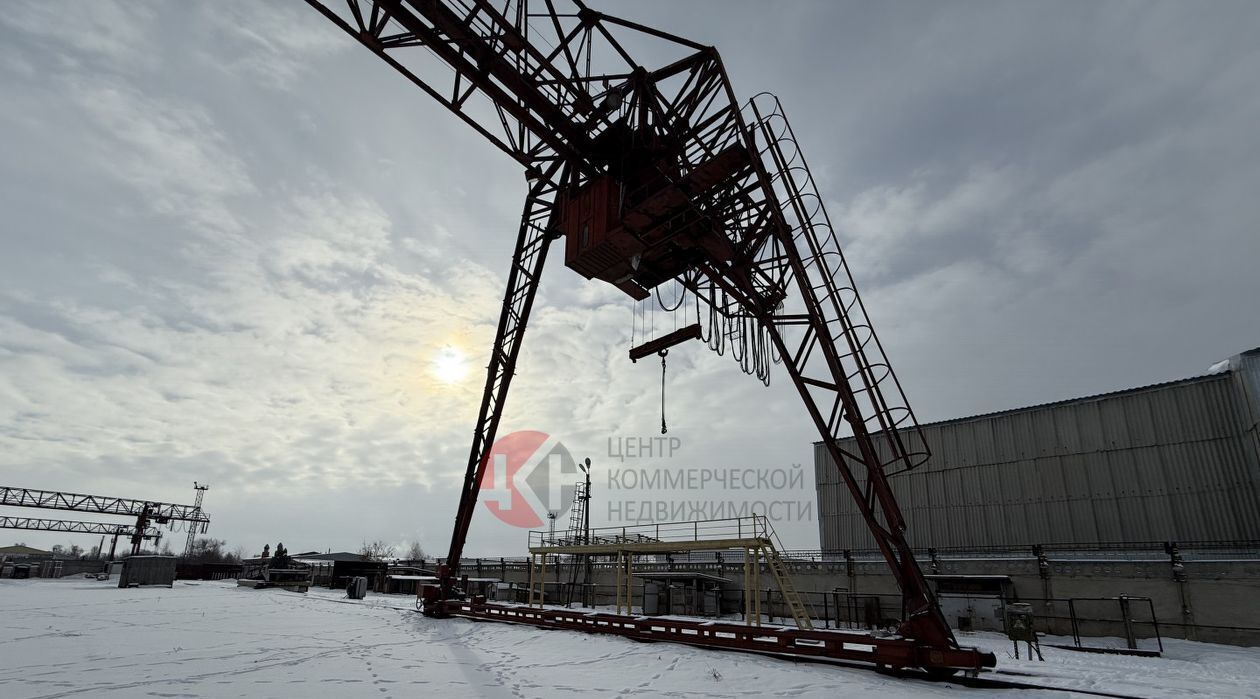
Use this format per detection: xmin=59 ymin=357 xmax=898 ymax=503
xmin=305 ymin=0 xmax=994 ymax=674
xmin=0 ymin=485 xmax=210 ymax=557
xmin=0 ymin=516 xmax=161 ymax=558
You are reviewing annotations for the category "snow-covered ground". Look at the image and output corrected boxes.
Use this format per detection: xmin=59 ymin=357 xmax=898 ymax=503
xmin=2 ymin=578 xmax=1258 ymax=698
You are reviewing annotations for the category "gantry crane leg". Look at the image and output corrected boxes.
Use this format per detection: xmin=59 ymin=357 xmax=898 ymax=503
xmin=433 ymin=167 xmax=564 ymax=611
xmin=757 ymin=317 xmax=955 ymax=647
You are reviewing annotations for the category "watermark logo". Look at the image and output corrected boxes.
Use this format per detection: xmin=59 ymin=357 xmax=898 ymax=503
xmin=604 ymin=465 xmax=813 ymax=524
xmin=480 ymin=430 xmax=577 ymax=529
xmin=603 ymin=435 xmax=813 ymax=525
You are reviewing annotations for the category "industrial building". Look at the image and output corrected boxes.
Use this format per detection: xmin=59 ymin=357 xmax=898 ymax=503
xmin=816 ymin=347 xmax=1260 ymax=552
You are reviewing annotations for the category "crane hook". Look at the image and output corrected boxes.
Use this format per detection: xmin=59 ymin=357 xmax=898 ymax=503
xmin=659 ymin=349 xmax=668 ymax=434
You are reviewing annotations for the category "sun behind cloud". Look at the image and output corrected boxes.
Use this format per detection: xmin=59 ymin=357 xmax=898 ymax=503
xmin=430 ymin=345 xmax=470 ymax=385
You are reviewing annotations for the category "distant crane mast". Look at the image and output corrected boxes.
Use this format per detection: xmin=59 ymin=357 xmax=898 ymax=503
xmin=183 ymin=482 xmax=209 ymax=558
xmin=306 ymin=0 xmax=993 ymax=673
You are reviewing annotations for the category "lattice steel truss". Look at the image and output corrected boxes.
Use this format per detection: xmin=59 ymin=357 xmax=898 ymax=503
xmin=0 ymin=515 xmax=159 ymax=540
xmin=0 ymin=485 xmax=209 ymax=556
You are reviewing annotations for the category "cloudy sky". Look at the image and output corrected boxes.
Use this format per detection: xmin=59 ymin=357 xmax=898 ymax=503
xmin=1 ymin=1 xmax=1257 ymax=558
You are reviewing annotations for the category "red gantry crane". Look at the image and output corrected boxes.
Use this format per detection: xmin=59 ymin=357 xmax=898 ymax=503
xmin=306 ymin=0 xmax=995 ymax=675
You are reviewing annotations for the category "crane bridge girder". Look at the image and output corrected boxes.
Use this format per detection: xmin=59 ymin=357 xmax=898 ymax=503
xmin=0 ymin=486 xmax=209 ymax=523
xmin=0 ymin=515 xmax=159 ymax=539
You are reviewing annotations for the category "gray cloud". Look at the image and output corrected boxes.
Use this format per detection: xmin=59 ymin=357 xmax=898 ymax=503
xmin=1 ymin=1 xmax=1257 ymax=556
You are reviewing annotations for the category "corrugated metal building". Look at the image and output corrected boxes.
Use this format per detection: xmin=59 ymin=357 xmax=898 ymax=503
xmin=815 ymin=348 xmax=1260 ymax=551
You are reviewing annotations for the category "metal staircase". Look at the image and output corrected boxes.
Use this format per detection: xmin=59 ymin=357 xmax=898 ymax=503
xmin=756 ymin=539 xmax=816 ymax=632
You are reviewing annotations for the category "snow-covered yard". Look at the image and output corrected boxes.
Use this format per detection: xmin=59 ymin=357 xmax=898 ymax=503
xmin=2 ymin=578 xmax=1258 ymax=698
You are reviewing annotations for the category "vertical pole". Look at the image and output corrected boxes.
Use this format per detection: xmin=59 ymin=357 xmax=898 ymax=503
xmin=753 ymin=545 xmax=762 ymax=626
xmin=1120 ymin=595 xmax=1136 ymax=650
xmin=626 ymin=553 xmax=634 ymax=615
xmin=1149 ymin=599 xmax=1164 ymax=653
xmin=583 ymin=467 xmax=593 ymax=607
xmin=750 ymin=548 xmax=756 ymax=626
xmin=1168 ymin=543 xmax=1194 ymax=641
xmin=1070 ymin=599 xmax=1081 ymax=648
xmin=527 ymin=553 xmax=536 ymax=606
xmin=735 ymin=546 xmax=745 ymax=624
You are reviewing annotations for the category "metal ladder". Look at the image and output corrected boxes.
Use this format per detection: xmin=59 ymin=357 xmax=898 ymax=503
xmin=563 ymin=483 xmax=589 ymax=605
xmin=565 ymin=483 xmax=587 ymax=543
xmin=762 ymin=540 xmax=814 ymax=630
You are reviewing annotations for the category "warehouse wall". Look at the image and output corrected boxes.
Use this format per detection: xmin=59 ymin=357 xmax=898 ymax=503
xmin=816 ymin=350 xmax=1260 ymax=551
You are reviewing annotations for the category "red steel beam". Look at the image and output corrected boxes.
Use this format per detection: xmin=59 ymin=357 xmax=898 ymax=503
xmin=443 ymin=600 xmax=996 ymax=674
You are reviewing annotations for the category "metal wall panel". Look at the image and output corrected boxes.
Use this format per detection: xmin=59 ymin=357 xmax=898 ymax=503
xmin=816 ymin=365 xmax=1260 ymax=550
